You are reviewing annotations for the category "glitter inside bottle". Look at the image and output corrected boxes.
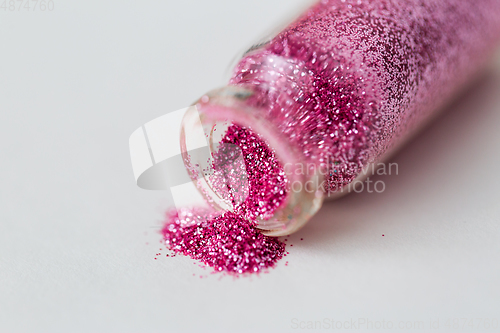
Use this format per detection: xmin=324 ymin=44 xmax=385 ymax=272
xmin=180 ymin=0 xmax=500 ymax=237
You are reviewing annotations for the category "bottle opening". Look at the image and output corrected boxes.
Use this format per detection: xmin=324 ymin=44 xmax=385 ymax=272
xmin=180 ymin=86 xmax=324 ymax=236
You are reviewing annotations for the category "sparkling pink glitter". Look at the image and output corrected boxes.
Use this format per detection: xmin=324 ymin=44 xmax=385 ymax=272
xmin=219 ymin=125 xmax=288 ymax=220
xmin=162 ymin=0 xmax=500 ymax=274
xmin=162 ymin=126 xmax=287 ymax=275
xmin=230 ymin=0 xmax=500 ymax=193
xmin=162 ymin=209 xmax=286 ymax=274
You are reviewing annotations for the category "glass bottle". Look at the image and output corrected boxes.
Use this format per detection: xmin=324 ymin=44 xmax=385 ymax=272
xmin=180 ymin=0 xmax=500 ymax=236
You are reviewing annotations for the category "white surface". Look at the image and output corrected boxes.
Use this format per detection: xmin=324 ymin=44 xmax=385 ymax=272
xmin=1 ymin=1 xmax=500 ymax=332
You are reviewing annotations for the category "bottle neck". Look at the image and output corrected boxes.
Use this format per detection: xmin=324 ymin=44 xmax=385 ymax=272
xmin=180 ymin=85 xmax=324 ymax=236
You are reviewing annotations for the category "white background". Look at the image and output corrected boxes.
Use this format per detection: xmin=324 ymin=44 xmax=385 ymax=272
xmin=1 ymin=1 xmax=500 ymax=332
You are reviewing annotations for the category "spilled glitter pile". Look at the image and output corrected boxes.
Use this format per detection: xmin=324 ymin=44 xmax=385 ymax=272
xmin=162 ymin=125 xmax=288 ymax=275
xmin=162 ymin=209 xmax=285 ymax=274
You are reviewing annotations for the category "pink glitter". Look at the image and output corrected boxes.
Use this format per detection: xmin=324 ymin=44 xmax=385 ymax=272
xmin=219 ymin=125 xmax=288 ymax=220
xmin=162 ymin=126 xmax=287 ymax=275
xmin=162 ymin=210 xmax=285 ymax=274
xmin=230 ymin=0 xmax=500 ymax=193
xmin=161 ymin=0 xmax=500 ymax=274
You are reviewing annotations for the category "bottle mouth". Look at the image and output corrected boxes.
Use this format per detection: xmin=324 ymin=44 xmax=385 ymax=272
xmin=180 ymin=86 xmax=324 ymax=236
